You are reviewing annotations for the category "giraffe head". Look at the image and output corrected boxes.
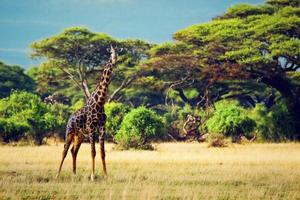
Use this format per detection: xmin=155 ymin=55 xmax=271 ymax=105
xmin=109 ymin=45 xmax=118 ymax=65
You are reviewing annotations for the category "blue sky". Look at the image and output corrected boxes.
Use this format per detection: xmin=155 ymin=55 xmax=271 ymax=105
xmin=0 ymin=0 xmax=264 ymax=68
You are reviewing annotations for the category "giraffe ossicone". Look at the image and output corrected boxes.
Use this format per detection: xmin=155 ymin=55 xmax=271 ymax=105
xmin=56 ymin=46 xmax=118 ymax=180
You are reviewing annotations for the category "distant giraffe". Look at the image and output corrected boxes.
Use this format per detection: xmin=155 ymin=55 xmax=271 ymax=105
xmin=56 ymin=46 xmax=118 ymax=180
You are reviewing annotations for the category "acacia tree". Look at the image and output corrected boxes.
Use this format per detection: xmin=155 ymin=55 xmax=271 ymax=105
xmin=31 ymin=27 xmax=117 ymax=99
xmin=173 ymin=0 xmax=300 ymax=135
xmin=31 ymin=27 xmax=152 ymax=103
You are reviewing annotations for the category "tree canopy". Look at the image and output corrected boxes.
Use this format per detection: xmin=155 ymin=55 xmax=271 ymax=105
xmin=145 ymin=0 xmax=300 ymax=135
xmin=0 ymin=61 xmax=36 ymax=98
xmin=31 ymin=27 xmax=152 ymax=102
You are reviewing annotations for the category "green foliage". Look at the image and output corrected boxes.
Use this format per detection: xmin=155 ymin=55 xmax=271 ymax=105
xmin=0 ymin=117 xmax=30 ymax=143
xmin=105 ymin=102 xmax=130 ymax=139
xmin=149 ymin=42 xmax=191 ymax=57
xmin=118 ymin=39 xmax=153 ymax=67
xmin=26 ymin=66 xmax=39 ymax=81
xmin=220 ymin=4 xmax=276 ymax=19
xmin=205 ymin=100 xmax=256 ymax=139
xmin=174 ymin=1 xmax=300 ymax=70
xmin=0 ymin=61 xmax=36 ymax=98
xmin=116 ymin=107 xmax=164 ymax=149
xmin=183 ymin=89 xmax=199 ymax=99
xmin=34 ymin=61 xmax=69 ymax=97
xmin=31 ymin=27 xmax=116 ymax=66
xmin=0 ymin=91 xmax=68 ymax=144
xmin=71 ymin=99 xmax=85 ymax=111
xmin=48 ymin=103 xmax=71 ymax=138
xmin=250 ymin=101 xmax=296 ymax=141
xmin=267 ymin=0 xmax=300 ymax=7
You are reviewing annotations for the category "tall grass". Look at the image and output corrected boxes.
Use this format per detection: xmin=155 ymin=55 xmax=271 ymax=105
xmin=0 ymin=143 xmax=300 ymax=199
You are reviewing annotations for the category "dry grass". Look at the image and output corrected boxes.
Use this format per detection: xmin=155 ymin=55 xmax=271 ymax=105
xmin=0 ymin=142 xmax=300 ymax=200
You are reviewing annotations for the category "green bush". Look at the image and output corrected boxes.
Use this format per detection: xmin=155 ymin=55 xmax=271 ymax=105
xmin=0 ymin=91 xmax=68 ymax=144
xmin=105 ymin=102 xmax=130 ymax=140
xmin=250 ymin=101 xmax=296 ymax=141
xmin=116 ymin=106 xmax=164 ymax=149
xmin=205 ymin=100 xmax=256 ymax=141
xmin=0 ymin=117 xmax=30 ymax=142
xmin=45 ymin=102 xmax=71 ymax=139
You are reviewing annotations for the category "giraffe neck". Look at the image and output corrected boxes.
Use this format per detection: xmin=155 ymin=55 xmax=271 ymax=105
xmin=94 ymin=63 xmax=114 ymax=105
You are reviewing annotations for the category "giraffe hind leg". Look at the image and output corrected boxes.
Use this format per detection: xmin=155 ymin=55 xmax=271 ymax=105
xmin=55 ymin=132 xmax=74 ymax=179
xmin=99 ymin=126 xmax=107 ymax=175
xmin=89 ymin=134 xmax=96 ymax=181
xmin=71 ymin=135 xmax=83 ymax=175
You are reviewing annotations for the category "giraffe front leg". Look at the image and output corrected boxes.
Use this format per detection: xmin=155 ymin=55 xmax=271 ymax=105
xmin=99 ymin=126 xmax=107 ymax=175
xmin=89 ymin=134 xmax=96 ymax=181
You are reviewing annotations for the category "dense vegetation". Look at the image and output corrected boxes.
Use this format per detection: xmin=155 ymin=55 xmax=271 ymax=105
xmin=0 ymin=0 xmax=299 ymax=147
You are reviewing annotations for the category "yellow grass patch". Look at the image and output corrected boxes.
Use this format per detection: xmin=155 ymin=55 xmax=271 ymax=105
xmin=0 ymin=143 xmax=300 ymax=199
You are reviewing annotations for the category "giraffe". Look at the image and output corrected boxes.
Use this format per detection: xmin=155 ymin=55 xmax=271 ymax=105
xmin=56 ymin=46 xmax=118 ymax=181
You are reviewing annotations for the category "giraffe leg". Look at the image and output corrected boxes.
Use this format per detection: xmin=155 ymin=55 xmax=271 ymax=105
xmin=56 ymin=133 xmax=74 ymax=178
xmin=99 ymin=126 xmax=107 ymax=175
xmin=71 ymin=135 xmax=83 ymax=175
xmin=89 ymin=134 xmax=96 ymax=181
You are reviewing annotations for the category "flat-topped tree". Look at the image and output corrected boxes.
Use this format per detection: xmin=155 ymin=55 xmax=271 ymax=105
xmin=31 ymin=27 xmax=152 ymax=103
xmin=174 ymin=1 xmax=300 ymax=136
xmin=31 ymin=27 xmax=117 ymax=99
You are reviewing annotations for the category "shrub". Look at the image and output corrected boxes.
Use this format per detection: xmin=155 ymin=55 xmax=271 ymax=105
xmin=116 ymin=106 xmax=164 ymax=149
xmin=0 ymin=91 xmax=68 ymax=144
xmin=44 ymin=102 xmax=71 ymax=139
xmin=0 ymin=117 xmax=30 ymax=142
xmin=205 ymin=100 xmax=256 ymax=141
xmin=250 ymin=101 xmax=296 ymax=141
xmin=105 ymin=102 xmax=130 ymax=140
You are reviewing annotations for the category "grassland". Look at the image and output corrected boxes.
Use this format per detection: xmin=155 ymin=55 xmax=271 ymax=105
xmin=0 ymin=142 xmax=300 ymax=200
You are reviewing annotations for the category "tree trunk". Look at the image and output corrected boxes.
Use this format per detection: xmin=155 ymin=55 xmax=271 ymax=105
xmin=82 ymin=81 xmax=91 ymax=99
xmin=262 ymin=75 xmax=300 ymax=138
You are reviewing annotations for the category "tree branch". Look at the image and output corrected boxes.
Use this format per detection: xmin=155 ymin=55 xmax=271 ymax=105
xmin=107 ymin=75 xmax=137 ymax=102
xmin=57 ymin=65 xmax=89 ymax=99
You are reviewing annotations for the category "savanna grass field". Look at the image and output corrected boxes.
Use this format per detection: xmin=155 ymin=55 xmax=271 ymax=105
xmin=0 ymin=142 xmax=300 ymax=200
